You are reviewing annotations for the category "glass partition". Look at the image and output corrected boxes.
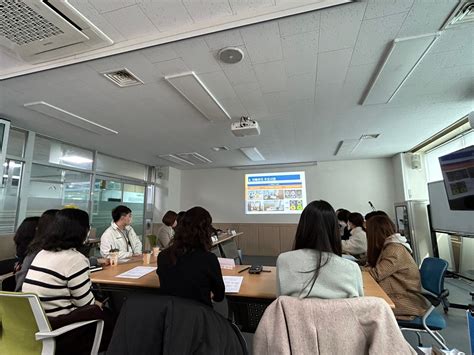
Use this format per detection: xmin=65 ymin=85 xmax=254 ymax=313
xmin=0 ymin=159 xmax=22 ymax=233
xmin=91 ymin=178 xmax=145 ymax=239
xmin=6 ymin=128 xmax=26 ymax=158
xmin=33 ymin=136 xmax=93 ymax=170
xmin=26 ymin=164 xmax=91 ymax=217
xmin=96 ymin=153 xmax=147 ymax=181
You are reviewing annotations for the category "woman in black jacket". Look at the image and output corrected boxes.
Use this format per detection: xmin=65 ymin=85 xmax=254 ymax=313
xmin=157 ymin=206 xmax=225 ymax=307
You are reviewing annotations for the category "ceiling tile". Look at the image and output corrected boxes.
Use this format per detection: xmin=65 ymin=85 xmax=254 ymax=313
xmin=141 ymin=43 xmax=180 ymax=63
xmin=397 ymin=0 xmax=458 ymax=37
xmin=218 ymin=97 xmax=248 ymax=118
xmin=136 ymin=1 xmax=193 ymax=31
xmin=281 ymin=31 xmax=318 ymax=76
xmin=153 ymin=58 xmax=190 ymax=77
xmin=233 ymin=83 xmax=268 ymax=118
xmin=430 ymin=26 xmax=474 ymax=54
xmin=278 ymin=11 xmax=320 ymax=37
xmin=254 ymin=60 xmax=287 ymax=93
xmin=173 ymin=38 xmax=222 ymax=74
xmin=262 ymin=91 xmax=290 ymax=114
xmin=229 ymin=0 xmax=275 ymax=14
xmin=90 ymin=0 xmax=137 ymax=14
xmin=101 ymin=5 xmax=159 ymax=39
xmin=364 ymin=0 xmax=414 ymax=20
xmin=287 ymin=73 xmax=316 ymax=101
xmin=350 ymin=12 xmax=408 ymax=66
xmin=319 ymin=2 xmax=366 ymax=52
xmin=219 ymin=52 xmax=259 ymax=85
xmin=240 ymin=22 xmax=283 ymax=64
xmin=204 ymin=29 xmax=245 ymax=51
xmin=317 ymin=48 xmax=353 ymax=85
xmin=199 ymin=71 xmax=238 ymax=99
xmin=182 ymin=0 xmax=233 ymax=21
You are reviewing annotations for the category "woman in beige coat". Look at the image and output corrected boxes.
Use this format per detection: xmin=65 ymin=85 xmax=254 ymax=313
xmin=363 ymin=215 xmax=428 ymax=320
xmin=157 ymin=210 xmax=177 ymax=249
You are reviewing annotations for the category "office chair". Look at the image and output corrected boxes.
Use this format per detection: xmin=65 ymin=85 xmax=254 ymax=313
xmin=398 ymin=257 xmax=449 ymax=350
xmin=0 ymin=291 xmax=104 ymax=355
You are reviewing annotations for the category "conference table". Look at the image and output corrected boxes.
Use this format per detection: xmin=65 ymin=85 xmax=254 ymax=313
xmin=91 ymin=256 xmax=394 ymax=332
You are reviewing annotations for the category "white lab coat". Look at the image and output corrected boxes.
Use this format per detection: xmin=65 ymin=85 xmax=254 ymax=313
xmin=100 ymin=222 xmax=142 ymax=259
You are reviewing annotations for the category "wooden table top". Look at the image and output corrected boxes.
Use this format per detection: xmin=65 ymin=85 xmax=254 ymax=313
xmin=90 ymin=258 xmax=395 ymax=308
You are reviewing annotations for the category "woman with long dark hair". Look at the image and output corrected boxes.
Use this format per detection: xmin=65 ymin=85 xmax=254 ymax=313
xmin=277 ymin=200 xmax=363 ymax=298
xmin=15 ymin=209 xmax=59 ymax=291
xmin=157 ymin=206 xmax=225 ymax=307
xmin=22 ymin=208 xmax=114 ymax=354
xmin=363 ymin=215 xmax=428 ymax=320
xmin=13 ymin=216 xmax=40 ymax=266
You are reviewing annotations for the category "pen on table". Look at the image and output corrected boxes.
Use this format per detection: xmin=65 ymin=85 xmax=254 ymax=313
xmin=238 ymin=266 xmax=250 ymax=273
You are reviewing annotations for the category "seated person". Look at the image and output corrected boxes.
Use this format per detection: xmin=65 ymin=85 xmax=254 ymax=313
xmin=100 ymin=205 xmax=142 ymax=259
xmin=342 ymin=212 xmax=367 ymax=256
xmin=13 ymin=216 xmax=40 ymax=271
xmin=277 ymin=200 xmax=363 ymax=299
xmin=157 ymin=206 xmax=225 ymax=307
xmin=157 ymin=210 xmax=177 ymax=249
xmin=22 ymin=209 xmax=114 ymax=354
xmin=363 ymin=215 xmax=428 ymax=320
xmin=364 ymin=210 xmax=388 ymax=228
xmin=15 ymin=209 xmax=58 ymax=291
xmin=336 ymin=208 xmax=351 ymax=240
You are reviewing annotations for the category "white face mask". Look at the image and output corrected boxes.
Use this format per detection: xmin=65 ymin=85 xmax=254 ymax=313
xmin=339 ymin=221 xmax=347 ymax=228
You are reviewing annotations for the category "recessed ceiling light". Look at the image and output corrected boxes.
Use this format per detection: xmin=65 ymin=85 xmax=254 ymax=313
xmin=240 ymin=147 xmax=265 ymax=161
xmin=218 ymin=47 xmax=244 ymax=64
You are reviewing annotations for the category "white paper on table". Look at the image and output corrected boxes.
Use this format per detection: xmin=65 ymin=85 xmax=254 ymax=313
xmin=223 ymin=276 xmax=243 ymax=293
xmin=118 ymin=258 xmax=130 ymax=263
xmin=218 ymin=257 xmax=236 ymax=269
xmin=116 ymin=266 xmax=156 ymax=279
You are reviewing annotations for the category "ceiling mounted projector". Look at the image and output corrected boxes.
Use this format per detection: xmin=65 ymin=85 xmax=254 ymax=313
xmin=231 ymin=117 xmax=261 ymax=137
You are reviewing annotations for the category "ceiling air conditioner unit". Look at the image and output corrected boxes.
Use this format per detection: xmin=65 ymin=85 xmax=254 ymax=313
xmin=0 ymin=0 xmax=113 ymax=63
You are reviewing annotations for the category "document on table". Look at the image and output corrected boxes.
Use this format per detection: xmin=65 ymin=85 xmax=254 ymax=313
xmin=116 ymin=266 xmax=156 ymax=279
xmin=223 ymin=276 xmax=243 ymax=293
xmin=218 ymin=257 xmax=236 ymax=269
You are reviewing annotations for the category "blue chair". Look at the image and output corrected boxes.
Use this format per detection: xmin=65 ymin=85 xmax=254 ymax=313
xmin=398 ymin=257 xmax=449 ymax=350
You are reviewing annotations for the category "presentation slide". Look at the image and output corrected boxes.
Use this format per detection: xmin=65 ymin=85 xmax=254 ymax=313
xmin=245 ymin=171 xmax=307 ymax=214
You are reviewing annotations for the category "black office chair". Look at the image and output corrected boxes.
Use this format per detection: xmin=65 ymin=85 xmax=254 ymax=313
xmin=226 ymin=296 xmax=273 ymax=333
xmin=219 ymin=240 xmax=242 ymax=265
xmin=0 ymin=258 xmax=17 ymax=291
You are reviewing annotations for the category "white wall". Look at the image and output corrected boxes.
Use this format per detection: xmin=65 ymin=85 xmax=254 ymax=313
xmin=180 ymin=158 xmax=396 ymax=223
xmin=154 ymin=166 xmax=182 ymax=222
xmin=392 ymin=153 xmax=429 ymax=202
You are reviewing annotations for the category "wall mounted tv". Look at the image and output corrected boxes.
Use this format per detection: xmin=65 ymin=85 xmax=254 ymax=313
xmin=439 ymin=145 xmax=474 ymax=211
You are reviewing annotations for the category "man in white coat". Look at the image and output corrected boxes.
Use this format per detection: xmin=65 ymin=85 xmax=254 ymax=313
xmin=100 ymin=205 xmax=142 ymax=259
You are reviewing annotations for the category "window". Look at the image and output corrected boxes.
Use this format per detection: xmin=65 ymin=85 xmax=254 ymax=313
xmin=26 ymin=164 xmax=91 ymax=217
xmin=7 ymin=128 xmax=27 ymax=158
xmin=0 ymin=159 xmax=22 ymax=233
xmin=96 ymin=153 xmax=147 ymax=181
xmin=33 ymin=136 xmax=93 ymax=170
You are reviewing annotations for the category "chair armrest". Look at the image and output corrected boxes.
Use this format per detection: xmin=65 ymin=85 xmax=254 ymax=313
xmin=35 ymin=319 xmax=102 ymax=340
xmin=0 ymin=272 xmax=14 ymax=282
xmin=422 ymin=289 xmax=449 ymax=307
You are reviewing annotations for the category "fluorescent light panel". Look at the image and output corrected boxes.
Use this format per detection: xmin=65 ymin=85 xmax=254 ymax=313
xmin=240 ymin=147 xmax=265 ymax=161
xmin=230 ymin=161 xmax=317 ymax=170
xmin=362 ymin=33 xmax=440 ymax=105
xmin=159 ymin=154 xmax=194 ymax=166
xmin=178 ymin=152 xmax=212 ymax=164
xmin=24 ymin=101 xmax=118 ymax=135
xmin=165 ymin=72 xmax=231 ymax=121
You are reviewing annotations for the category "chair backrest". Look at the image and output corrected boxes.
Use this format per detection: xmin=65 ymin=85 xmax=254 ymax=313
xmin=419 ymin=257 xmax=448 ymax=296
xmin=219 ymin=240 xmax=242 ymax=264
xmin=0 ymin=291 xmax=52 ymax=355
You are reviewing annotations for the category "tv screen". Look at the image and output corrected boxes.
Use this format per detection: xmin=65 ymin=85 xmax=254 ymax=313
xmin=439 ymin=145 xmax=474 ymax=211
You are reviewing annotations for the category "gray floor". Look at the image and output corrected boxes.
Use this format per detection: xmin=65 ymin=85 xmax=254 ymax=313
xmin=225 ymin=255 xmax=473 ymax=354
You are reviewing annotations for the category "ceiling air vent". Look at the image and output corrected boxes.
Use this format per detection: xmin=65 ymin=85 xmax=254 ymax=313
xmin=102 ymin=69 xmax=144 ymax=87
xmin=0 ymin=0 xmax=113 ymax=63
xmin=443 ymin=1 xmax=474 ymax=29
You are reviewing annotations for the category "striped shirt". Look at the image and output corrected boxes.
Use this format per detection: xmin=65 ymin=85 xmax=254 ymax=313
xmin=22 ymin=249 xmax=95 ymax=317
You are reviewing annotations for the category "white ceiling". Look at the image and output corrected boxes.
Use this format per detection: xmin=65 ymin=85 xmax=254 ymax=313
xmin=0 ymin=0 xmax=473 ymax=169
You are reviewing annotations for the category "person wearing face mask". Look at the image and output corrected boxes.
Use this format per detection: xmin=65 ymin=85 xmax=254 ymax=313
xmin=100 ymin=205 xmax=142 ymax=259
xmin=341 ymin=212 xmax=367 ymax=257
xmin=336 ymin=209 xmax=351 ymax=240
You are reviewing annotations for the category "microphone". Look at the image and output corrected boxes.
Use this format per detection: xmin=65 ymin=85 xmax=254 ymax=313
xmin=368 ymin=201 xmax=375 ymax=211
